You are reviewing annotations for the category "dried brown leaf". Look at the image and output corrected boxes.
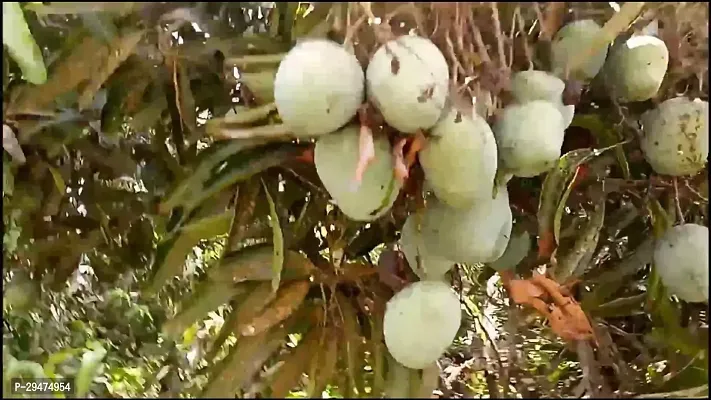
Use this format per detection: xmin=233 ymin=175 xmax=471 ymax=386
xmin=10 ymin=30 xmax=144 ymax=114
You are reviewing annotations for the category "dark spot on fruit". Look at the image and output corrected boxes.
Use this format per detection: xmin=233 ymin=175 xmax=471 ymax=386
xmin=381 ymin=185 xmax=384 ymax=190
xmin=677 ymin=144 xmax=683 ymax=151
xmin=417 ymin=85 xmax=435 ymax=103
xmin=654 ymin=141 xmax=659 ymax=146
xmin=647 ymin=62 xmax=651 ymax=66
xmin=326 ymin=107 xmax=331 ymax=114
xmin=454 ymin=111 xmax=462 ymax=123
xmin=391 ymin=56 xmax=400 ymax=75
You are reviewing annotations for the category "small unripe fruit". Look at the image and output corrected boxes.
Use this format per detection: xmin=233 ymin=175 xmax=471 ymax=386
xmin=551 ymin=19 xmax=608 ymax=81
xmin=509 ymin=70 xmax=575 ymax=128
xmin=603 ymin=35 xmax=669 ymax=102
xmin=493 ymin=101 xmax=566 ymax=177
xmin=383 ymin=281 xmax=461 ymax=369
xmin=421 ymin=188 xmax=513 ymax=264
xmin=510 ymin=70 xmax=565 ymax=104
xmin=653 ymin=224 xmax=709 ymax=303
xmin=640 ymin=97 xmax=708 ymax=176
xmin=419 ymin=107 xmax=498 ymax=208
xmin=366 ymin=35 xmax=449 ymax=133
xmin=400 ymin=214 xmax=455 ymax=280
xmin=315 ymin=125 xmax=402 ymax=221
xmin=274 ymin=39 xmax=364 ymax=136
xmin=489 ymin=228 xmax=531 ymax=272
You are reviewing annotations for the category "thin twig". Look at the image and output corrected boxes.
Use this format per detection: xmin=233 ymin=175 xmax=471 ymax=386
xmin=489 ymin=2 xmax=507 ymax=69
xmin=673 ymin=177 xmax=685 ymax=223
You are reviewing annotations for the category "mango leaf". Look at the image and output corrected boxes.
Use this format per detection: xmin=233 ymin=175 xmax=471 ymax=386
xmin=24 ymin=2 xmax=136 ymax=15
xmin=205 ymin=103 xmax=277 ymax=134
xmin=203 ymin=289 xmax=254 ymax=362
xmin=76 ymin=30 xmax=144 ymax=110
xmin=590 ymin=294 xmax=646 ymax=318
xmin=537 ymin=149 xmax=594 ymax=259
xmin=581 ymin=236 xmax=654 ymax=308
xmin=262 ymin=180 xmax=285 ymax=293
xmin=292 ymin=2 xmax=333 ymax=39
xmin=553 ymin=183 xmax=606 ymax=282
xmin=10 ymin=29 xmax=144 ymax=114
xmin=240 ymin=280 xmax=310 ymax=337
xmin=161 ymin=281 xmax=249 ymax=340
xmin=336 ymin=293 xmax=366 ymax=397
xmin=164 ymin=143 xmax=304 ymax=215
xmin=368 ymin=308 xmax=387 ymax=397
xmin=2 ymin=2 xmax=47 ymax=84
xmin=232 ymin=282 xmax=277 ymax=335
xmin=175 ymin=61 xmax=199 ymax=142
xmin=74 ymin=345 xmax=107 ymax=398
xmin=80 ymin=12 xmax=119 ymax=43
xmin=269 ymin=2 xmax=300 ymax=43
xmin=229 ymin=177 xmax=262 ymax=247
xmin=268 ymin=324 xmax=322 ymax=398
xmin=3 ymin=125 xmax=26 ymax=164
xmin=43 ymin=348 xmax=81 ymax=378
xmin=385 ymin=355 xmax=412 ymax=398
xmin=572 ymin=114 xmax=631 ymax=179
xmin=308 ymin=328 xmax=340 ymax=397
xmin=538 ymin=143 xmax=622 ymax=259
xmin=414 ymin=363 xmax=441 ymax=398
xmin=209 ymin=244 xmax=315 ymax=283
xmin=145 ymin=209 xmax=233 ymax=296
xmin=201 ymin=307 xmax=312 ymax=398
xmin=553 ymin=165 xmax=582 ymax=245
xmin=239 ymin=71 xmax=277 ymax=104
xmin=159 ymin=139 xmax=268 ymax=214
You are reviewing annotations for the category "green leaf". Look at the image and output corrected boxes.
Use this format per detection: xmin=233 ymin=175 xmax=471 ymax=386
xmin=384 ymin=356 xmax=412 ymax=398
xmin=180 ymin=143 xmax=304 ymax=214
xmin=200 ymin=312 xmax=302 ymax=398
xmin=144 ymin=209 xmax=233 ymax=296
xmin=2 ymin=2 xmax=47 ymax=84
xmin=239 ymin=71 xmax=277 ymax=104
xmin=591 ymin=294 xmax=646 ymax=318
xmin=572 ymin=114 xmax=631 ymax=179
xmin=74 ymin=345 xmax=108 ymax=398
xmin=262 ymin=180 xmax=284 ymax=293
xmin=160 ymin=141 xmax=294 ymax=214
xmin=161 ymin=281 xmax=249 ymax=341
xmin=553 ymin=183 xmax=606 ymax=282
xmin=43 ymin=349 xmax=81 ymax=378
xmin=538 ymin=149 xmax=594 ymax=252
xmin=209 ymin=244 xmax=315 ymax=284
xmin=24 ymin=2 xmax=136 ymax=15
xmin=206 ymin=103 xmax=277 ymax=135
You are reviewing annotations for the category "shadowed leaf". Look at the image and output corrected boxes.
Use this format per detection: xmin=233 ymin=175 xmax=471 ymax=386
xmin=145 ymin=209 xmax=233 ymax=296
xmin=268 ymin=324 xmax=323 ymax=398
xmin=162 ymin=281 xmax=249 ymax=340
xmin=240 ymin=280 xmax=310 ymax=337
xmin=262 ymin=180 xmax=285 ymax=293
xmin=210 ymin=244 xmax=315 ymax=283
